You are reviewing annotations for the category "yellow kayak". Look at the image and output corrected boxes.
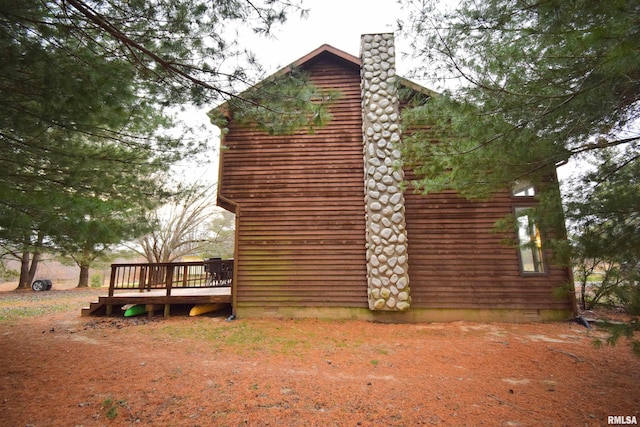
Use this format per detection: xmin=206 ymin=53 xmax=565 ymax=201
xmin=189 ymin=303 xmax=225 ymax=317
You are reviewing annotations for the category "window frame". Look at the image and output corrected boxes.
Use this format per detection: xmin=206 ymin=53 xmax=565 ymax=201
xmin=511 ymin=180 xmax=536 ymax=197
xmin=513 ymin=206 xmax=547 ymax=275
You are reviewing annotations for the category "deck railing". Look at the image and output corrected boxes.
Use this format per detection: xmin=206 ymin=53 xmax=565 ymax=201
xmin=108 ymin=259 xmax=233 ymax=297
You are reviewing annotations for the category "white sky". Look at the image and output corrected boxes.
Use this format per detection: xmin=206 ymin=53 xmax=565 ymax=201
xmin=245 ymin=0 xmax=408 ymax=73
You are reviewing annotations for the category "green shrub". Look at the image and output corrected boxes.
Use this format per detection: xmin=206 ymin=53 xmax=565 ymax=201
xmin=615 ymin=284 xmax=640 ymax=316
xmin=90 ymin=274 xmax=103 ymax=288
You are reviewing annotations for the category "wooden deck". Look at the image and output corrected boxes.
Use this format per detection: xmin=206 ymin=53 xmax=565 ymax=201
xmin=81 ymin=287 xmax=232 ymax=317
xmin=82 ymin=259 xmax=233 ymax=318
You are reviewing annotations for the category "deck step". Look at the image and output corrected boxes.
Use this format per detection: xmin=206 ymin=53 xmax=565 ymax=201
xmin=81 ymin=299 xmax=108 ymax=316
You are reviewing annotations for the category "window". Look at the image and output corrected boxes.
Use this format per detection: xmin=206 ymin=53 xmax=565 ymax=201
xmin=515 ymin=207 xmax=545 ymax=273
xmin=512 ymin=180 xmax=536 ymax=197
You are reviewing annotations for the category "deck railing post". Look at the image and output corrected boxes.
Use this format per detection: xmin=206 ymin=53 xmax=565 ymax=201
xmin=138 ymin=265 xmax=147 ymax=293
xmin=107 ymin=265 xmax=117 ymax=316
xmin=108 ymin=265 xmax=117 ymax=297
xmin=182 ymin=264 xmax=188 ymax=287
xmin=164 ymin=265 xmax=173 ymax=317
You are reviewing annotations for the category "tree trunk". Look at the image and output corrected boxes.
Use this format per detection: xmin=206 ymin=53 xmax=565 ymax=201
xmin=17 ymin=251 xmax=40 ymax=289
xmin=28 ymin=251 xmax=40 ymax=285
xmin=77 ymin=264 xmax=90 ymax=288
xmin=18 ymin=252 xmax=30 ymax=289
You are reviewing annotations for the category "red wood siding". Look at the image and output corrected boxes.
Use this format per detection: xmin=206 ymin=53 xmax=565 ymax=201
xmin=219 ymin=54 xmax=368 ymax=307
xmin=404 ymin=184 xmax=573 ymax=310
xmin=218 ymin=49 xmax=573 ymax=315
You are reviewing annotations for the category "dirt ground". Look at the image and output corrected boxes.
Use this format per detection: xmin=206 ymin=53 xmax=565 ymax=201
xmin=0 ymin=287 xmax=638 ymax=427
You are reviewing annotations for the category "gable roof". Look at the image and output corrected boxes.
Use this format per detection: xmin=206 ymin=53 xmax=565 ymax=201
xmin=275 ymin=43 xmax=437 ymax=97
xmin=281 ymin=44 xmax=361 ymax=71
xmin=209 ymin=42 xmax=437 ymax=121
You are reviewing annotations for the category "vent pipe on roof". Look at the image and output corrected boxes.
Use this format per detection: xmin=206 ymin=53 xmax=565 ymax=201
xmin=360 ymin=33 xmax=411 ymax=311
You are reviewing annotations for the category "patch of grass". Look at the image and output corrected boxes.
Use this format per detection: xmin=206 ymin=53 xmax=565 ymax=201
xmin=144 ymin=318 xmax=423 ymax=360
xmin=223 ymin=322 xmax=269 ymax=347
xmin=106 ymin=406 xmax=118 ymax=420
xmin=370 ymin=359 xmax=379 ymax=366
xmin=156 ymin=322 xmax=226 ymax=338
xmin=0 ymin=289 xmax=99 ymax=322
xmin=0 ymin=303 xmax=76 ymax=321
xmin=221 ymin=322 xmax=314 ymax=356
xmin=146 ymin=320 xmax=317 ymax=356
xmin=102 ymin=397 xmax=127 ymax=420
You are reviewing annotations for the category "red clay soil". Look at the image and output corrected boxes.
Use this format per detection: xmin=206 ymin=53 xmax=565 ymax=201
xmin=0 ymin=288 xmax=638 ymax=427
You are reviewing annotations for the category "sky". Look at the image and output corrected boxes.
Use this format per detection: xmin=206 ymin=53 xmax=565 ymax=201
xmin=244 ymin=0 xmax=409 ymax=73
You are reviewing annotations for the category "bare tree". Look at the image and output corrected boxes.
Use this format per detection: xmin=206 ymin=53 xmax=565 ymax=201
xmin=133 ymin=184 xmax=219 ymax=263
xmin=203 ymin=210 xmax=236 ymax=260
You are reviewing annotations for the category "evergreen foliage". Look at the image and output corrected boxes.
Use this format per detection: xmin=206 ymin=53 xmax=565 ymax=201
xmin=0 ymin=0 xmax=319 ymax=286
xmin=400 ymin=0 xmax=639 ymax=352
xmin=216 ymin=68 xmax=340 ymax=135
xmin=567 ymin=145 xmax=640 ymax=313
xmin=399 ymin=0 xmax=639 ymax=208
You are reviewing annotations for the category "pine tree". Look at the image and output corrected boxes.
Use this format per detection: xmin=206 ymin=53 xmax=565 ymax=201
xmin=0 ymin=1 xmax=323 ymax=286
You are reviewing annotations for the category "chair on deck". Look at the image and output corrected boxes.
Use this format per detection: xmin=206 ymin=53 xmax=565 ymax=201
xmin=204 ymin=258 xmax=222 ymax=285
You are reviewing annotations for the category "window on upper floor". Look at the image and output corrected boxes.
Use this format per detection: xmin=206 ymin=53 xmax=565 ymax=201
xmin=512 ymin=180 xmax=536 ymax=197
xmin=515 ymin=207 xmax=545 ymax=274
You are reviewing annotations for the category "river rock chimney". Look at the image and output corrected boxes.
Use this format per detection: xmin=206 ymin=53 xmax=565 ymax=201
xmin=360 ymin=33 xmax=411 ymax=311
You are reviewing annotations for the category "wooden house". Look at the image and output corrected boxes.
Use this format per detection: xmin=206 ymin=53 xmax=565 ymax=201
xmin=213 ymin=34 xmax=576 ymax=322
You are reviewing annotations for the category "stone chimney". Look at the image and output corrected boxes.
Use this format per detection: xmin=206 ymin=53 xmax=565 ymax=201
xmin=360 ymin=33 xmax=410 ymax=311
